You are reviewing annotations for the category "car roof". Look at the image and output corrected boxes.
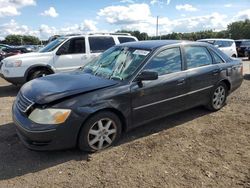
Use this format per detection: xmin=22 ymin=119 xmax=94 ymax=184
xmin=65 ymin=34 xmax=137 ymax=39
xmin=198 ymin=38 xmax=234 ymax=42
xmin=116 ymin=40 xmax=207 ymax=50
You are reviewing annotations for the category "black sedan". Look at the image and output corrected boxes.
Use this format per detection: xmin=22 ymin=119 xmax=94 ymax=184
xmin=12 ymin=40 xmax=243 ymax=152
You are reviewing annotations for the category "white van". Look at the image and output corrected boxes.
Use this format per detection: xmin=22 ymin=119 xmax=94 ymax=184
xmin=197 ymin=39 xmax=238 ymax=58
xmin=0 ymin=33 xmax=138 ymax=85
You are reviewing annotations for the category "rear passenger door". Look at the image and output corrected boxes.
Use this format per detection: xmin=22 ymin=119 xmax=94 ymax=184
xmin=131 ymin=47 xmax=189 ymax=126
xmin=183 ymin=45 xmax=220 ymax=107
xmin=87 ymin=36 xmax=116 ymax=63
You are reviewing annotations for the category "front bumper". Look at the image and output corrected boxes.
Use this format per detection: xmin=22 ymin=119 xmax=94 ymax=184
xmin=0 ymin=63 xmax=26 ymax=85
xmin=0 ymin=68 xmax=26 ymax=85
xmin=12 ymin=102 xmax=84 ymax=151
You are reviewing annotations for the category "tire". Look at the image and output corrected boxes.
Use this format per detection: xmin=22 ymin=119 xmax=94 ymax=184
xmin=78 ymin=111 xmax=122 ymax=152
xmin=206 ymin=82 xmax=228 ymax=111
xmin=28 ymin=69 xmax=51 ymax=81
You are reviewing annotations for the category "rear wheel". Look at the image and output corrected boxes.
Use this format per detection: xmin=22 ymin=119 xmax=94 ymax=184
xmin=206 ymin=82 xmax=228 ymax=111
xmin=28 ymin=69 xmax=51 ymax=81
xmin=78 ymin=111 xmax=122 ymax=152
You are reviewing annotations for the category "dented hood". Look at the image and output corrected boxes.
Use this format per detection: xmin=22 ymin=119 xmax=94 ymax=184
xmin=20 ymin=71 xmax=118 ymax=104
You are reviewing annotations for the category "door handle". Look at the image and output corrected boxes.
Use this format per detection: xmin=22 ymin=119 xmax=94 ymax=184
xmin=212 ymin=69 xmax=221 ymax=75
xmin=177 ymin=78 xmax=185 ymax=85
xmin=232 ymin=66 xmax=237 ymax=70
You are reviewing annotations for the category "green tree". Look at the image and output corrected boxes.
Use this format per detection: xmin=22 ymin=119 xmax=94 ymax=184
xmin=5 ymin=35 xmax=40 ymax=45
xmin=227 ymin=19 xmax=250 ymax=39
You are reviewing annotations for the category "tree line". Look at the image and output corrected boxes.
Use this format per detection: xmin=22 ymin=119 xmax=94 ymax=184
xmin=1 ymin=19 xmax=250 ymax=45
xmin=117 ymin=19 xmax=250 ymax=41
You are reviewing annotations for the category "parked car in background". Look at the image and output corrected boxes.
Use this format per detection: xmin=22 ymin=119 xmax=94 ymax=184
xmin=12 ymin=40 xmax=243 ymax=152
xmin=0 ymin=44 xmax=11 ymax=50
xmin=0 ymin=49 xmax=6 ymax=61
xmin=2 ymin=46 xmax=32 ymax=54
xmin=235 ymin=39 xmax=250 ymax=57
xmin=0 ymin=33 xmax=138 ymax=85
xmin=0 ymin=44 xmax=32 ymax=61
xmin=245 ymin=47 xmax=250 ymax=60
xmin=197 ymin=39 xmax=238 ymax=58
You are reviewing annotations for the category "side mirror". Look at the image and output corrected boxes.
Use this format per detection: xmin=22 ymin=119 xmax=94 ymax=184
xmin=136 ymin=70 xmax=158 ymax=82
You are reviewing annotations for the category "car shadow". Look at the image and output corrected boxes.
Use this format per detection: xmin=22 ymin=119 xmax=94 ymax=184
xmin=0 ymin=107 xmax=210 ymax=180
xmin=0 ymin=84 xmax=20 ymax=97
xmin=243 ymin=74 xmax=250 ymax=80
xmin=120 ymin=107 xmax=210 ymax=145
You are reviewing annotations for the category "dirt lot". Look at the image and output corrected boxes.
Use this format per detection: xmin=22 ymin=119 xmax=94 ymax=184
xmin=0 ymin=61 xmax=250 ymax=188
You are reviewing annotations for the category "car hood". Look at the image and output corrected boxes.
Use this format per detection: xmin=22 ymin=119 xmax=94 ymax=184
xmin=4 ymin=52 xmax=52 ymax=61
xmin=20 ymin=71 xmax=119 ymax=104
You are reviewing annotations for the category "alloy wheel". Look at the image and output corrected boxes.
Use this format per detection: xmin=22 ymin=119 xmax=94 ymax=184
xmin=87 ymin=118 xmax=117 ymax=150
xmin=212 ymin=86 xmax=226 ymax=110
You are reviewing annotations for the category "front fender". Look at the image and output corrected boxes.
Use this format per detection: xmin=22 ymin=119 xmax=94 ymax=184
xmin=24 ymin=64 xmax=55 ymax=80
xmin=75 ymin=99 xmax=130 ymax=131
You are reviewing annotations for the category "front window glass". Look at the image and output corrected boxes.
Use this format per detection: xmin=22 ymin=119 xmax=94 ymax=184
xmin=143 ymin=48 xmax=182 ymax=76
xmin=57 ymin=37 xmax=85 ymax=54
xmin=70 ymin=38 xmax=85 ymax=54
xmin=83 ymin=47 xmax=150 ymax=80
xmin=39 ymin=37 xmax=66 ymax=53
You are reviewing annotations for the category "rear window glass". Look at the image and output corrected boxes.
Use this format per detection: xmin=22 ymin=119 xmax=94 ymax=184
xmin=89 ymin=37 xmax=115 ymax=53
xmin=185 ymin=46 xmax=212 ymax=69
xmin=118 ymin=37 xmax=136 ymax=44
xmin=210 ymin=50 xmax=224 ymax=64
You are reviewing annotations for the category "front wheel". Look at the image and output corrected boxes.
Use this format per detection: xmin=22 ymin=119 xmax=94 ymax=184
xmin=78 ymin=111 xmax=122 ymax=152
xmin=206 ymin=83 xmax=228 ymax=111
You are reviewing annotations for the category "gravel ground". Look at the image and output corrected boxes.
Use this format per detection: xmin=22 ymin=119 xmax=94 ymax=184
xmin=0 ymin=60 xmax=249 ymax=188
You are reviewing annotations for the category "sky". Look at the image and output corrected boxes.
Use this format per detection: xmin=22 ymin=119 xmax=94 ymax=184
xmin=0 ymin=0 xmax=250 ymax=40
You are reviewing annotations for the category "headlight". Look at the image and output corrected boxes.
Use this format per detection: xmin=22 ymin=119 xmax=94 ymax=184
xmin=28 ymin=108 xmax=71 ymax=125
xmin=5 ymin=60 xmax=22 ymax=67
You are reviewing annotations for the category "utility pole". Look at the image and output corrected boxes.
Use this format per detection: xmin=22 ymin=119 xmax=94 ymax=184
xmin=156 ymin=16 xmax=159 ymax=38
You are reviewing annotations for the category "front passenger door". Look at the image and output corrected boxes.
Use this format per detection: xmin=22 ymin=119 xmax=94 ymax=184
xmin=131 ymin=47 xmax=189 ymax=126
xmin=54 ymin=37 xmax=87 ymax=72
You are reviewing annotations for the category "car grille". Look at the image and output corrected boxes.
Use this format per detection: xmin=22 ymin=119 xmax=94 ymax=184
xmin=16 ymin=93 xmax=34 ymax=113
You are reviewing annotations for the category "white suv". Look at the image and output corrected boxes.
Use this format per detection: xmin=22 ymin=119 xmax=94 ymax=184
xmin=0 ymin=33 xmax=138 ymax=85
xmin=197 ymin=39 xmax=238 ymax=58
